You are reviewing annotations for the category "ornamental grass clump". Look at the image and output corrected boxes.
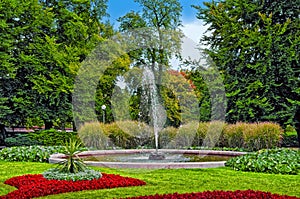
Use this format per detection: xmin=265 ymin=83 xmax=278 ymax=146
xmin=43 ymin=138 xmax=102 ymax=181
xmin=77 ymin=122 xmax=111 ymax=150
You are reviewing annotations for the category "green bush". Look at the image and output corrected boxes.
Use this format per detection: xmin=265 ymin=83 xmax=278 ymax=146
xmin=104 ymin=122 xmax=130 ymax=148
xmin=282 ymin=128 xmax=299 ymax=147
xmin=225 ymin=148 xmax=300 ymax=175
xmin=159 ymin=126 xmax=177 ymax=148
xmin=114 ymin=121 xmax=153 ymax=148
xmin=282 ymin=134 xmax=299 ymax=147
xmin=77 ymin=122 xmax=111 ymax=150
xmin=28 ymin=129 xmax=79 ymax=146
xmin=169 ymin=121 xmax=199 ymax=148
xmin=4 ymin=134 xmax=42 ymax=147
xmin=0 ymin=146 xmax=65 ymax=162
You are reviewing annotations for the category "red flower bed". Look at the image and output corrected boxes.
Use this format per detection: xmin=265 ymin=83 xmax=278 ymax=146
xmin=0 ymin=173 xmax=146 ymax=199
xmin=123 ymin=190 xmax=300 ymax=199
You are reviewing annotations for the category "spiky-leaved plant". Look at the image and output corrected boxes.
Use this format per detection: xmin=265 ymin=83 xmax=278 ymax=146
xmin=58 ymin=138 xmax=87 ymax=173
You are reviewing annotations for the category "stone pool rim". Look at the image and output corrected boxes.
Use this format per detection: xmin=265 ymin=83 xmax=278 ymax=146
xmin=49 ymin=149 xmax=247 ymax=169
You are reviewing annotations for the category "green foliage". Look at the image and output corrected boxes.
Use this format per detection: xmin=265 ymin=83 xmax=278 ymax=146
xmin=117 ymin=0 xmax=184 ymax=127
xmin=114 ymin=121 xmax=153 ymax=147
xmin=77 ymin=122 xmax=111 ymax=150
xmin=106 ymin=122 xmax=139 ymax=149
xmin=57 ymin=139 xmax=87 ymax=174
xmin=159 ymin=126 xmax=177 ymax=148
xmin=193 ymin=0 xmax=300 ymax=130
xmin=169 ymin=121 xmax=199 ymax=148
xmin=28 ymin=129 xmax=79 ymax=146
xmin=0 ymin=146 xmax=64 ymax=162
xmin=0 ymin=0 xmax=110 ymax=128
xmin=4 ymin=130 xmax=79 ymax=147
xmin=282 ymin=130 xmax=299 ymax=147
xmin=225 ymin=148 xmax=300 ymax=175
xmin=4 ymin=134 xmax=42 ymax=147
xmin=43 ymin=168 xmax=102 ymax=181
xmin=160 ymin=70 xmax=199 ymax=127
xmin=94 ymin=55 xmax=131 ymax=124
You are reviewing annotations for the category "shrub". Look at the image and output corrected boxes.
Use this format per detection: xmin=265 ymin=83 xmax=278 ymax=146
xmin=28 ymin=129 xmax=79 ymax=146
xmin=114 ymin=121 xmax=153 ymax=148
xmin=0 ymin=146 xmax=65 ymax=162
xmin=282 ymin=130 xmax=299 ymax=147
xmin=159 ymin=126 xmax=177 ymax=148
xmin=106 ymin=122 xmax=134 ymax=149
xmin=223 ymin=122 xmax=283 ymax=151
xmin=56 ymin=138 xmax=87 ymax=174
xmin=4 ymin=134 xmax=42 ymax=147
xmin=225 ymin=148 xmax=300 ymax=175
xmin=223 ymin=122 xmax=246 ymax=148
xmin=193 ymin=122 xmax=210 ymax=146
xmin=169 ymin=121 xmax=199 ymax=148
xmin=243 ymin=122 xmax=283 ymax=151
xmin=201 ymin=121 xmax=226 ymax=148
xmin=102 ymin=121 xmax=152 ymax=149
xmin=77 ymin=122 xmax=111 ymax=149
xmin=192 ymin=121 xmax=225 ymax=148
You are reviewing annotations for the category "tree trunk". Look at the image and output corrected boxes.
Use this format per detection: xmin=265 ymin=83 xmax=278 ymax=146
xmin=72 ymin=121 xmax=77 ymax=132
xmin=44 ymin=121 xmax=53 ymax=130
xmin=0 ymin=124 xmax=7 ymax=145
xmin=296 ymin=125 xmax=300 ymax=148
xmin=295 ymin=108 xmax=300 ymax=148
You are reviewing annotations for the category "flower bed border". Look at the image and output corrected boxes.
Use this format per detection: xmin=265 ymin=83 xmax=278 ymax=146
xmin=123 ymin=190 xmax=300 ymax=199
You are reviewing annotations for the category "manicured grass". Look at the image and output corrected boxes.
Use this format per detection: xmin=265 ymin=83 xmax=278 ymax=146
xmin=0 ymin=161 xmax=299 ymax=199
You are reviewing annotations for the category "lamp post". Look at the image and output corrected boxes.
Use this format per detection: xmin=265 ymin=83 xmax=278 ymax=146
xmin=101 ymin=105 xmax=106 ymax=123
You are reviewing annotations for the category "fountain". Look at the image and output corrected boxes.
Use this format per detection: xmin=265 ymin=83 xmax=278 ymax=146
xmin=141 ymin=66 xmax=166 ymax=160
xmin=49 ymin=149 xmax=247 ymax=169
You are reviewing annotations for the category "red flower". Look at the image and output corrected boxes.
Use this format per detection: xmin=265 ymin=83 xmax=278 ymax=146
xmin=122 ymin=190 xmax=299 ymax=199
xmin=0 ymin=173 xmax=146 ymax=199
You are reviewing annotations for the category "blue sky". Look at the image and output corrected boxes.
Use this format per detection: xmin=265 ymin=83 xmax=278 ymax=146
xmin=107 ymin=0 xmax=206 ymax=26
xmin=106 ymin=0 xmax=210 ymax=68
xmin=106 ymin=0 xmax=208 ymax=43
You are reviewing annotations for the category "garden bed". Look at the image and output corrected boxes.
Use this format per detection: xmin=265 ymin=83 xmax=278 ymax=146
xmin=0 ymin=173 xmax=146 ymax=199
xmin=123 ymin=190 xmax=300 ymax=199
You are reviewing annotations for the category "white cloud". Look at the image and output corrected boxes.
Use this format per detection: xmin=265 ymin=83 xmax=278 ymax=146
xmin=170 ymin=20 xmax=211 ymax=70
xmin=181 ymin=20 xmax=209 ymax=44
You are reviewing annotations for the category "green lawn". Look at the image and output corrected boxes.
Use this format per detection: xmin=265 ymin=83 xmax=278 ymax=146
xmin=0 ymin=161 xmax=299 ymax=199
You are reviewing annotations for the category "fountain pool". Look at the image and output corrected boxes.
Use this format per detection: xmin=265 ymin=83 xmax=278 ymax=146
xmin=49 ymin=149 xmax=247 ymax=169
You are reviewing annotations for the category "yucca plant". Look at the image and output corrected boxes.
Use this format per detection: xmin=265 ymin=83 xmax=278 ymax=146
xmin=57 ymin=138 xmax=87 ymax=173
